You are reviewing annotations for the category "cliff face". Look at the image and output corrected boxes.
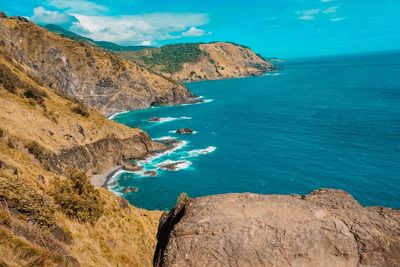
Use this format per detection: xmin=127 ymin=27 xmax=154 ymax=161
xmin=120 ymin=42 xmax=275 ymax=82
xmin=0 ymin=20 xmax=163 ymax=265
xmin=154 ymin=189 xmax=400 ymax=267
xmin=0 ymin=17 xmax=195 ymax=117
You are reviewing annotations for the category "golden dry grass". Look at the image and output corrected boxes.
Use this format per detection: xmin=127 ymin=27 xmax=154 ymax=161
xmin=56 ymin=190 xmax=161 ymax=267
xmin=0 ymin=25 xmax=163 ymax=266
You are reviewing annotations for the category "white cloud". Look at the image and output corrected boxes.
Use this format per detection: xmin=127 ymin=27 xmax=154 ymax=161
xmin=181 ymin=26 xmax=205 ymax=37
xmin=70 ymin=12 xmax=209 ymax=45
xmin=45 ymin=0 xmax=109 ymax=15
xmin=331 ymin=17 xmax=346 ymax=22
xmin=32 ymin=6 xmax=76 ymax=25
xmin=323 ymin=7 xmax=338 ymax=14
xmin=140 ymin=40 xmax=152 ymax=46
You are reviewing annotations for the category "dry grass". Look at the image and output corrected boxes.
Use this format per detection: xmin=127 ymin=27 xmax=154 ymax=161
xmin=0 ymin=17 xmax=163 ymax=267
xmin=56 ymin=190 xmax=161 ymax=267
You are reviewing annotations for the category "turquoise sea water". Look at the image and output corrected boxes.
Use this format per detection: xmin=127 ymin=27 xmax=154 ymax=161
xmin=111 ymin=51 xmax=400 ymax=210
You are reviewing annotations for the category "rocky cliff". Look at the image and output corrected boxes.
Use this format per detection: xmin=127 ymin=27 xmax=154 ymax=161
xmin=120 ymin=42 xmax=275 ymax=82
xmin=154 ymin=189 xmax=400 ymax=267
xmin=0 ymin=16 xmax=195 ymax=117
xmin=0 ymin=17 xmax=164 ymax=265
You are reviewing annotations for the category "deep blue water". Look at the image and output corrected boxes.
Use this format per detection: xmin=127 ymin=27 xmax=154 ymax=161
xmin=111 ymin=51 xmax=400 ymax=210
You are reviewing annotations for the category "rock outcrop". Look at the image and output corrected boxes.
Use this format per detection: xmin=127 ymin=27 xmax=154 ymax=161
xmin=176 ymin=128 xmax=193 ymax=134
xmin=0 ymin=16 xmax=195 ymax=117
xmin=154 ymin=189 xmax=400 ymax=267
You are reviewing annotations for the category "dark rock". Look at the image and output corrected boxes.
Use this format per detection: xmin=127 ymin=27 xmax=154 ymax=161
xmin=144 ymin=170 xmax=157 ymax=177
xmin=118 ymin=198 xmax=130 ymax=209
xmin=122 ymin=162 xmax=143 ymax=172
xmin=176 ymin=128 xmax=193 ymax=134
xmin=148 ymin=117 xmax=162 ymax=122
xmin=122 ymin=187 xmax=138 ymax=194
xmin=154 ymin=189 xmax=400 ymax=267
xmin=158 ymin=161 xmax=186 ymax=171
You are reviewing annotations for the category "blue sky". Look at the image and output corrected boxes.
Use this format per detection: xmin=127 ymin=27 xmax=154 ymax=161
xmin=1 ymin=0 xmax=399 ymax=58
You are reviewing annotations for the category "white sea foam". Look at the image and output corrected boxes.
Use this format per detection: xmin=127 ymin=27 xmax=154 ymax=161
xmin=108 ymin=110 xmax=130 ymax=120
xmin=156 ymin=160 xmax=192 ymax=171
xmin=186 ymin=146 xmax=217 ymax=158
xmin=154 ymin=136 xmax=177 ymax=141
xmin=263 ymin=72 xmax=282 ymax=76
xmin=147 ymin=116 xmax=192 ymax=123
xmin=138 ymin=140 xmax=189 ymax=165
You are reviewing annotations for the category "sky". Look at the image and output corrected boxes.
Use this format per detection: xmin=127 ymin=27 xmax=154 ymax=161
xmin=1 ymin=0 xmax=399 ymax=58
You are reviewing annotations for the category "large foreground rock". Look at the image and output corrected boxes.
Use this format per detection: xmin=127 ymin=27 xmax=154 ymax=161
xmin=154 ymin=189 xmax=400 ymax=267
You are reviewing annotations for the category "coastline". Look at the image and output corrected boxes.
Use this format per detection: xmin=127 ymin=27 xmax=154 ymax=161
xmin=90 ymin=165 xmax=123 ymax=188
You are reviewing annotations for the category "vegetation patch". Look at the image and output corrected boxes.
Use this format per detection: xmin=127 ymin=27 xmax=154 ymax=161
xmin=0 ymin=176 xmax=61 ymax=232
xmin=52 ymin=169 xmax=104 ymax=223
xmin=136 ymin=43 xmax=205 ymax=73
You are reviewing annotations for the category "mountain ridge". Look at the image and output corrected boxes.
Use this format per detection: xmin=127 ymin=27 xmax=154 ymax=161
xmin=44 ymin=24 xmax=276 ymax=82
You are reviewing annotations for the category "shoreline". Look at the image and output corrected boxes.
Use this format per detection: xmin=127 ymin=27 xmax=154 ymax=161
xmin=90 ymin=165 xmax=123 ymax=188
xmin=90 ymin=138 xmax=185 ymax=188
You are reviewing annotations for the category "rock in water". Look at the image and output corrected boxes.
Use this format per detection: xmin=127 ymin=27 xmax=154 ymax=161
xmin=149 ymin=117 xmax=162 ymax=122
xmin=176 ymin=128 xmax=193 ymax=134
xmin=144 ymin=170 xmax=157 ymax=176
xmin=154 ymin=189 xmax=400 ymax=267
xmin=122 ymin=187 xmax=138 ymax=194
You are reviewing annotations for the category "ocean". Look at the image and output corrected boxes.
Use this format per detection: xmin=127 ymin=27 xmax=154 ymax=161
xmin=110 ymin=51 xmax=400 ymax=210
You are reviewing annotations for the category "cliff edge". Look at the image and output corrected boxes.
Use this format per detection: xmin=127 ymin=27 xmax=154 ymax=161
xmin=154 ymin=189 xmax=400 ymax=267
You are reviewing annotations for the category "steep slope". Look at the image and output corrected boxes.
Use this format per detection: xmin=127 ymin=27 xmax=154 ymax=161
xmin=0 ymin=17 xmax=194 ymax=117
xmin=155 ymin=190 xmax=400 ymax=267
xmin=0 ymin=22 xmax=164 ymax=265
xmin=122 ymin=42 xmax=276 ymax=82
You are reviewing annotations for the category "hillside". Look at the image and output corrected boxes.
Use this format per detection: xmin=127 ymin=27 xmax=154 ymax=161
xmin=122 ymin=42 xmax=276 ymax=82
xmin=0 ymin=16 xmax=169 ymax=266
xmin=0 ymin=17 xmax=194 ymax=117
xmin=42 ymin=24 xmax=275 ymax=82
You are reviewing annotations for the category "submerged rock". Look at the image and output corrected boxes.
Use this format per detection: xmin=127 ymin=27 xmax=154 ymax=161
xmin=122 ymin=162 xmax=143 ymax=172
xmin=148 ymin=117 xmax=162 ymax=122
xmin=122 ymin=187 xmax=138 ymax=194
xmin=144 ymin=170 xmax=157 ymax=177
xmin=158 ymin=161 xmax=187 ymax=171
xmin=154 ymin=189 xmax=400 ymax=267
xmin=176 ymin=128 xmax=193 ymax=134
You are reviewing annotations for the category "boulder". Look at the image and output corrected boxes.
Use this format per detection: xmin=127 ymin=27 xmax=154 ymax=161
xmin=122 ymin=162 xmax=143 ymax=172
xmin=149 ymin=117 xmax=162 ymax=122
xmin=144 ymin=170 xmax=157 ymax=177
xmin=176 ymin=128 xmax=193 ymax=134
xmin=122 ymin=187 xmax=138 ymax=194
xmin=154 ymin=189 xmax=400 ymax=267
xmin=158 ymin=161 xmax=186 ymax=171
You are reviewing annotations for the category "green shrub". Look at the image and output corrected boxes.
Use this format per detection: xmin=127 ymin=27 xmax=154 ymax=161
xmin=52 ymin=169 xmax=104 ymax=224
xmin=136 ymin=43 xmax=205 ymax=73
